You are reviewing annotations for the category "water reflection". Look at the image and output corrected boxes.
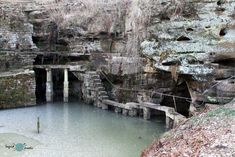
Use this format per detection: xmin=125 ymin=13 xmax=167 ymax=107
xmin=63 ymin=103 xmax=69 ymax=134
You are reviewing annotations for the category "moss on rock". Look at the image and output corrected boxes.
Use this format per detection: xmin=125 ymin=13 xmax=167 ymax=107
xmin=0 ymin=73 xmax=36 ymax=109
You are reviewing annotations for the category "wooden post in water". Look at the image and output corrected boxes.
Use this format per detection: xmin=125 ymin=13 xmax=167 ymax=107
xmin=37 ymin=117 xmax=40 ymax=134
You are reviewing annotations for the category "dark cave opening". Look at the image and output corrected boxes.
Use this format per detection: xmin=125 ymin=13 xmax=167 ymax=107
xmin=52 ymin=69 xmax=64 ymax=102
xmin=217 ymin=0 xmax=225 ymax=6
xmin=151 ymin=110 xmax=166 ymax=118
xmin=160 ymin=15 xmax=171 ymax=21
xmin=219 ymin=28 xmax=227 ymax=36
xmin=34 ymin=68 xmax=47 ymax=104
xmin=177 ymin=36 xmax=191 ymax=41
xmin=68 ymin=72 xmax=83 ymax=102
xmin=186 ymin=28 xmax=194 ymax=31
xmin=51 ymin=70 xmax=83 ymax=102
xmin=229 ymin=80 xmax=235 ymax=84
xmin=213 ymin=58 xmax=235 ymax=67
xmin=33 ymin=54 xmax=85 ymax=103
xmin=161 ymin=82 xmax=191 ymax=117
xmin=34 ymin=68 xmax=83 ymax=103
xmin=32 ymin=36 xmax=41 ymax=44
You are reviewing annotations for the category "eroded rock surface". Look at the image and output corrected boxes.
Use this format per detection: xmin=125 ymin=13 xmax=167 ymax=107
xmin=0 ymin=0 xmax=234 ymax=114
xmin=141 ymin=0 xmax=235 ymax=108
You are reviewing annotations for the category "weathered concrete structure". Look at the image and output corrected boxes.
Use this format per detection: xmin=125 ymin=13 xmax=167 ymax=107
xmin=102 ymin=100 xmax=185 ymax=129
xmin=63 ymin=68 xmax=69 ymax=102
xmin=0 ymin=70 xmax=36 ymax=108
xmin=46 ymin=68 xmax=53 ymax=102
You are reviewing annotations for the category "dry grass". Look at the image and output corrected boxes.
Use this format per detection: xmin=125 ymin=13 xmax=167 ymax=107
xmin=141 ymin=104 xmax=235 ymax=157
xmin=1 ymin=0 xmax=185 ymax=74
xmin=41 ymin=0 xmax=155 ymax=73
xmin=42 ymin=0 xmax=128 ymax=29
xmin=1 ymin=0 xmax=154 ymax=74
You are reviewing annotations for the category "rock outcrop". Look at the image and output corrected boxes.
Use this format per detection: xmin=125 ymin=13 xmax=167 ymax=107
xmin=0 ymin=2 xmax=36 ymax=50
xmin=0 ymin=0 xmax=234 ymax=115
xmin=141 ymin=0 xmax=235 ymax=110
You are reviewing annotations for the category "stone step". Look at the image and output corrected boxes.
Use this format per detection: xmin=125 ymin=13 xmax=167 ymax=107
xmin=93 ymin=79 xmax=101 ymax=83
xmin=99 ymin=95 xmax=109 ymax=100
xmin=97 ymin=87 xmax=105 ymax=91
xmin=91 ymin=75 xmax=100 ymax=78
xmin=95 ymin=85 xmax=103 ymax=89
xmin=86 ymin=71 xmax=97 ymax=75
xmin=94 ymin=82 xmax=102 ymax=86
xmin=86 ymin=87 xmax=91 ymax=90
xmin=99 ymin=91 xmax=107 ymax=94
xmin=99 ymin=94 xmax=108 ymax=97
xmin=98 ymin=91 xmax=108 ymax=96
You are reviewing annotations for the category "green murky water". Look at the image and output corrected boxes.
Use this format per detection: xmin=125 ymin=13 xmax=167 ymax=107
xmin=0 ymin=102 xmax=165 ymax=157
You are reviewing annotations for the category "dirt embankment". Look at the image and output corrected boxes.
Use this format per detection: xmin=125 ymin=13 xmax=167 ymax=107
xmin=141 ymin=100 xmax=235 ymax=157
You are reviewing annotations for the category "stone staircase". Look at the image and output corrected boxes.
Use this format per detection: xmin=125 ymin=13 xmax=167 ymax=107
xmin=88 ymin=71 xmax=109 ymax=105
xmin=73 ymin=71 xmax=109 ymax=109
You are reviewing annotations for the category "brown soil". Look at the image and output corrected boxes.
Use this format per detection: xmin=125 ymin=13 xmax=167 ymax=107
xmin=141 ymin=100 xmax=235 ymax=157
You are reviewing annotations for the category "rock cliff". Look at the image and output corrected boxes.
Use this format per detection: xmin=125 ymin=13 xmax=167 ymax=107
xmin=0 ymin=0 xmax=234 ymax=115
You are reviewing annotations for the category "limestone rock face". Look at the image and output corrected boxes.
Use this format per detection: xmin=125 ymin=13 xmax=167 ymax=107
xmin=141 ymin=0 xmax=235 ymax=105
xmin=0 ymin=0 xmax=234 ymax=111
xmin=0 ymin=2 xmax=38 ymax=107
xmin=0 ymin=4 xmax=37 ymax=50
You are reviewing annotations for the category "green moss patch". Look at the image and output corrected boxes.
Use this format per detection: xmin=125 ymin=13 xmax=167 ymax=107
xmin=207 ymin=107 xmax=235 ymax=117
xmin=0 ymin=73 xmax=36 ymax=108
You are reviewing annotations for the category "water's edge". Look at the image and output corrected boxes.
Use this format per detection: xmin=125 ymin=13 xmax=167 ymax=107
xmin=0 ymin=102 xmax=166 ymax=157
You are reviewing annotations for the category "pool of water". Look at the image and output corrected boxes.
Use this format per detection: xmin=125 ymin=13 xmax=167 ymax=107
xmin=0 ymin=102 xmax=166 ymax=157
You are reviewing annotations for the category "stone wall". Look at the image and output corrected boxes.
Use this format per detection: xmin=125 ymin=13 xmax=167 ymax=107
xmin=0 ymin=70 xmax=36 ymax=108
xmin=0 ymin=52 xmax=35 ymax=72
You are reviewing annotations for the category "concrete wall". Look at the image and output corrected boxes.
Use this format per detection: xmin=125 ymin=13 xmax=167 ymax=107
xmin=0 ymin=71 xmax=36 ymax=108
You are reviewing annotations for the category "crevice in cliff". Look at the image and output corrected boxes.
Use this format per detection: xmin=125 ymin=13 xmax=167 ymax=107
xmin=213 ymin=58 xmax=235 ymax=67
xmin=159 ymin=14 xmax=171 ymax=21
xmin=186 ymin=28 xmax=194 ymax=32
xmin=219 ymin=28 xmax=227 ymax=36
xmin=34 ymin=54 xmax=89 ymax=65
xmin=217 ymin=0 xmax=225 ymax=6
xmin=161 ymin=81 xmax=191 ymax=117
xmin=177 ymin=36 xmax=191 ymax=41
